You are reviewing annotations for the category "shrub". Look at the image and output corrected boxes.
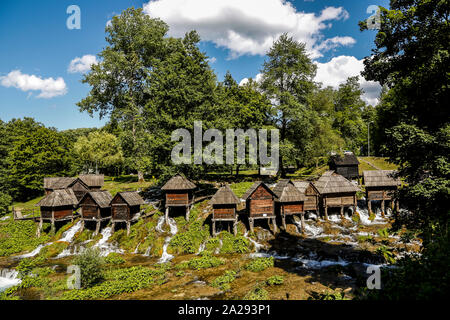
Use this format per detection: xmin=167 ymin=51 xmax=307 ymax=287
xmin=175 ymin=253 xmax=224 ymax=270
xmin=266 ymin=275 xmax=284 ymax=286
xmin=220 ymin=232 xmax=250 ymax=254
xmin=245 ymin=257 xmax=274 ymax=272
xmin=104 ymin=252 xmax=125 ymax=265
xmin=169 ymin=221 xmax=209 ymax=254
xmin=0 ymin=220 xmax=50 ymax=256
xmin=210 ymin=271 xmax=237 ymax=291
xmin=243 ymin=286 xmax=269 ymax=300
xmin=72 ymin=248 xmax=104 ymax=288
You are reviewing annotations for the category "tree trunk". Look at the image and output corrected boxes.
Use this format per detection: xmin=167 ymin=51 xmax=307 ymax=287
xmin=138 ymin=171 xmax=145 ymax=182
xmin=235 ymin=164 xmax=241 ymax=176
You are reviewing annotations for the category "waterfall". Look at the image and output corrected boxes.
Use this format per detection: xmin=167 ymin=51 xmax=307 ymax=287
xmin=294 ymin=221 xmax=323 ymax=237
xmin=59 ymin=221 xmax=82 ymax=243
xmin=93 ymin=227 xmax=124 ymax=257
xmin=0 ymin=269 xmax=21 ymax=293
xmin=155 ymin=216 xmax=165 ymax=233
xmin=197 ymin=242 xmax=206 ymax=255
xmin=243 ymin=232 xmax=264 ymax=253
xmin=157 ymin=218 xmax=178 ymax=263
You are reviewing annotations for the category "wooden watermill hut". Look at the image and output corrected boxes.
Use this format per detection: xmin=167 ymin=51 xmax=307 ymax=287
xmin=43 ymin=177 xmax=89 ymax=201
xmin=210 ymin=184 xmax=240 ymax=236
xmin=242 ymin=182 xmax=278 ymax=233
xmin=273 ymin=179 xmax=306 ymax=231
xmin=78 ymin=174 xmax=104 ymax=191
xmin=363 ymin=170 xmax=400 ymax=216
xmin=110 ymin=192 xmax=145 ymax=235
xmin=79 ymin=191 xmax=113 ymax=235
xmin=293 ymin=181 xmax=320 ymax=215
xmin=161 ymin=174 xmax=196 ymax=223
xmin=313 ymin=171 xmax=360 ymax=220
xmin=35 ymin=189 xmax=78 ymax=236
xmin=329 ymin=152 xmax=360 ymax=180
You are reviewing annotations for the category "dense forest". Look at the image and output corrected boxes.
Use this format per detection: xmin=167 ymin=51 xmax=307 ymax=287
xmin=0 ymin=1 xmax=448 ymax=300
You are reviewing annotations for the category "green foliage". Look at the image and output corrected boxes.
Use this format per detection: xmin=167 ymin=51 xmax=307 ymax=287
xmin=169 ymin=220 xmax=209 ymax=254
xmin=16 ymin=258 xmax=40 ymax=277
xmin=377 ymin=228 xmax=390 ymax=238
xmin=376 ymin=245 xmax=396 ymax=264
xmin=62 ymin=266 xmax=166 ymax=300
xmin=245 ymin=257 xmax=274 ymax=272
xmin=0 ymin=275 xmax=48 ymax=300
xmin=243 ymin=286 xmax=269 ymax=300
xmin=308 ymin=290 xmax=348 ymax=300
xmin=72 ymin=248 xmax=104 ymax=288
xmin=0 ymin=220 xmax=50 ymax=256
xmin=266 ymin=275 xmax=284 ymax=286
xmin=104 ymin=252 xmax=125 ymax=265
xmin=210 ymin=271 xmax=237 ymax=291
xmin=175 ymin=253 xmax=224 ymax=270
xmin=219 ymin=232 xmax=250 ymax=254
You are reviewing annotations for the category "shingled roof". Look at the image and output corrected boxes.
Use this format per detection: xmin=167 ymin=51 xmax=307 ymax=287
xmin=82 ymin=191 xmax=113 ymax=208
xmin=242 ymin=182 xmax=278 ymax=200
xmin=114 ymin=192 xmax=145 ymax=206
xmin=36 ymin=189 xmax=78 ymax=207
xmin=43 ymin=177 xmax=77 ymax=190
xmin=210 ymin=185 xmax=240 ymax=205
xmin=273 ymin=180 xmax=306 ymax=202
xmin=313 ymin=172 xmax=360 ymax=194
xmin=79 ymin=174 xmax=104 ymax=188
xmin=161 ymin=174 xmax=196 ymax=190
xmin=363 ymin=170 xmax=401 ymax=187
xmin=330 ymin=153 xmax=359 ymax=166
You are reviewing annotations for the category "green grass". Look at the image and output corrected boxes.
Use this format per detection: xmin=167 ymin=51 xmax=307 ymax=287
xmin=103 ymin=175 xmax=156 ymax=194
xmin=358 ymin=157 xmax=398 ymax=172
xmin=230 ymin=181 xmax=255 ymax=198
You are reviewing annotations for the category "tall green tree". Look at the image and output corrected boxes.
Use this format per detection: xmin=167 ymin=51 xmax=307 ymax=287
xmin=73 ymin=131 xmax=124 ymax=174
xmin=260 ymin=34 xmax=317 ymax=176
xmin=78 ymin=7 xmax=169 ymax=182
xmin=0 ymin=120 xmax=12 ymax=214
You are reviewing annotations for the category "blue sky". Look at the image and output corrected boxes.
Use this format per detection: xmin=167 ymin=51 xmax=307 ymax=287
xmin=0 ymin=0 xmax=389 ymax=130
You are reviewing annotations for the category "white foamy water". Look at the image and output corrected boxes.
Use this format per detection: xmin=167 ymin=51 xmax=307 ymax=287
xmin=155 ymin=216 xmax=165 ymax=233
xmin=244 ymin=232 xmax=265 ymax=253
xmin=357 ymin=207 xmax=388 ymax=226
xmin=157 ymin=218 xmax=178 ymax=263
xmin=197 ymin=242 xmax=206 ymax=255
xmin=93 ymin=227 xmax=124 ymax=257
xmin=59 ymin=221 xmax=82 ymax=243
xmin=294 ymin=221 xmax=323 ymax=237
xmin=0 ymin=269 xmax=21 ymax=293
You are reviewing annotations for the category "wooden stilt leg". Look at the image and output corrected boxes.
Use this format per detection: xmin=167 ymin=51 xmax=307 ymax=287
xmin=249 ymin=218 xmax=254 ymax=233
xmin=272 ymin=218 xmax=277 ymax=234
xmin=186 ymin=206 xmax=190 ymax=221
xmin=80 ymin=219 xmax=85 ymax=233
xmin=324 ymin=206 xmax=329 ymax=221
xmin=212 ymin=220 xmax=216 ymax=236
xmin=300 ymin=213 xmax=305 ymax=235
xmin=233 ymin=220 xmax=237 ymax=236
xmin=165 ymin=207 xmax=169 ymax=225
xmin=381 ymin=200 xmax=385 ymax=217
xmin=111 ymin=221 xmax=115 ymax=234
xmin=95 ymin=220 xmax=100 ymax=236
xmin=126 ymin=221 xmax=131 ymax=236
xmin=340 ymin=206 xmax=344 ymax=218
xmin=282 ymin=214 xmax=286 ymax=231
xmin=51 ymin=219 xmax=55 ymax=234
xmin=36 ymin=218 xmax=43 ymax=237
xmin=368 ymin=200 xmax=372 ymax=215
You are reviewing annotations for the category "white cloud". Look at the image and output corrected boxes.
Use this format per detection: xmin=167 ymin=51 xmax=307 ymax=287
xmin=0 ymin=70 xmax=67 ymax=98
xmin=315 ymin=55 xmax=381 ymax=105
xmin=208 ymin=57 xmax=217 ymax=64
xmin=239 ymin=73 xmax=263 ymax=86
xmin=68 ymin=55 xmax=98 ymax=73
xmin=143 ymin=0 xmax=353 ymax=59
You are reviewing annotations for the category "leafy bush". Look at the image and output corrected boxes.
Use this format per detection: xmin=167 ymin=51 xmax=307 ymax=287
xmin=210 ymin=271 xmax=237 ymax=291
xmin=62 ymin=266 xmax=166 ymax=300
xmin=38 ymin=242 xmax=69 ymax=259
xmin=220 ymin=232 xmax=250 ymax=254
xmin=377 ymin=228 xmax=389 ymax=238
xmin=175 ymin=253 xmax=224 ymax=270
xmin=245 ymin=257 xmax=274 ymax=272
xmin=72 ymin=248 xmax=104 ymax=288
xmin=266 ymin=275 xmax=284 ymax=286
xmin=376 ymin=245 xmax=396 ymax=264
xmin=169 ymin=220 xmax=209 ymax=254
xmin=0 ymin=220 xmax=50 ymax=256
xmin=243 ymin=286 xmax=269 ymax=300
xmin=104 ymin=252 xmax=125 ymax=265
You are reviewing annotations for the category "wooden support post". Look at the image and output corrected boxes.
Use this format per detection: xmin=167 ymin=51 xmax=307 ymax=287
xmin=94 ymin=220 xmax=101 ymax=236
xmin=300 ymin=212 xmax=305 ymax=235
xmin=212 ymin=220 xmax=216 ymax=237
xmin=340 ymin=206 xmax=344 ymax=218
xmin=368 ymin=199 xmax=372 ymax=215
xmin=111 ymin=221 xmax=115 ymax=234
xmin=233 ymin=220 xmax=237 ymax=236
xmin=249 ymin=218 xmax=254 ymax=233
xmin=126 ymin=221 xmax=131 ymax=236
xmin=381 ymin=200 xmax=385 ymax=217
xmin=36 ymin=218 xmax=43 ymax=237
xmin=282 ymin=215 xmax=286 ymax=231
xmin=165 ymin=207 xmax=169 ymax=225
xmin=324 ymin=206 xmax=329 ymax=221
xmin=396 ymin=199 xmax=400 ymax=212
xmin=80 ymin=219 xmax=85 ymax=233
xmin=272 ymin=217 xmax=277 ymax=234
xmin=186 ymin=205 xmax=190 ymax=221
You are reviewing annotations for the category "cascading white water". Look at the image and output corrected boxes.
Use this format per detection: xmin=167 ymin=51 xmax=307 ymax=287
xmin=155 ymin=216 xmax=165 ymax=233
xmin=294 ymin=221 xmax=323 ymax=237
xmin=93 ymin=227 xmax=124 ymax=257
xmin=157 ymin=218 xmax=178 ymax=263
xmin=197 ymin=242 xmax=206 ymax=255
xmin=243 ymin=232 xmax=264 ymax=253
xmin=59 ymin=221 xmax=82 ymax=243
xmin=0 ymin=269 xmax=21 ymax=293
